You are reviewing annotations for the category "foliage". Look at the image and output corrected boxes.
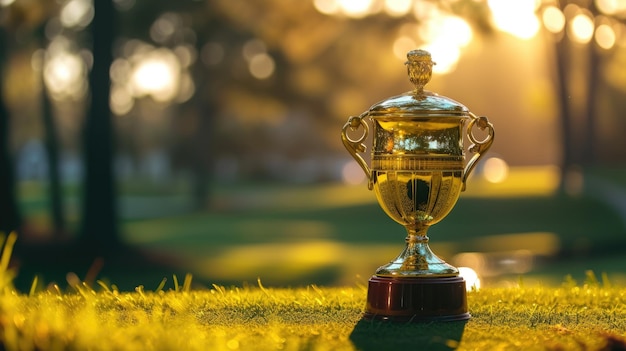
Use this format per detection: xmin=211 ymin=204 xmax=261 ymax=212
xmin=1 ymin=233 xmax=626 ymax=351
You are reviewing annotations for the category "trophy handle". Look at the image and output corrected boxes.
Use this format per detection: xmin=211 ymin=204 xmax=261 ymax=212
xmin=462 ymin=112 xmax=495 ymax=191
xmin=341 ymin=113 xmax=374 ymax=190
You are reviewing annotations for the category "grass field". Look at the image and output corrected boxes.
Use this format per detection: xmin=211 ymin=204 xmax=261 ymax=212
xmin=2 ymin=256 xmax=626 ymax=350
xmin=4 ymin=167 xmax=626 ymax=350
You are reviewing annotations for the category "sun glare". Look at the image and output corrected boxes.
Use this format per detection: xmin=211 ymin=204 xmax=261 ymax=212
xmin=458 ymin=267 xmax=481 ymax=291
xmin=410 ymin=15 xmax=473 ymax=74
xmin=130 ymin=49 xmax=181 ymax=102
xmin=488 ymin=0 xmax=541 ymax=40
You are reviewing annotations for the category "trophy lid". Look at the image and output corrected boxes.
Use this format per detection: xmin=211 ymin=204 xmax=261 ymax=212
xmin=368 ymin=49 xmax=469 ymax=118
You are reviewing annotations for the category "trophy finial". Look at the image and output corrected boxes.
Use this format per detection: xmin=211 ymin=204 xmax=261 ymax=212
xmin=405 ymin=49 xmax=435 ymax=94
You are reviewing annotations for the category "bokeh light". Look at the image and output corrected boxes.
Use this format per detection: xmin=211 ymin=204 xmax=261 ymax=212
xmin=488 ymin=0 xmax=541 ymax=40
xmin=569 ymin=13 xmax=595 ymax=44
xmin=130 ymin=49 xmax=180 ymax=102
xmin=595 ymin=23 xmax=617 ymax=49
xmin=313 ymin=0 xmax=378 ymax=18
xmin=110 ymin=85 xmax=134 ymax=115
xmin=43 ymin=37 xmax=88 ymax=100
xmin=483 ymin=157 xmax=510 ymax=184
xmin=412 ymin=0 xmax=439 ymax=22
xmin=341 ymin=161 xmax=366 ymax=185
xmin=417 ymin=15 xmax=473 ymax=74
xmin=242 ymin=39 xmax=267 ymax=61
xmin=392 ymin=36 xmax=417 ymax=60
xmin=242 ymin=39 xmax=275 ymax=80
xmin=595 ymin=0 xmax=626 ymax=15
xmin=248 ymin=53 xmax=275 ymax=80
xmin=384 ymin=0 xmax=412 ymax=17
xmin=108 ymin=40 xmax=195 ymax=114
xmin=337 ymin=0 xmax=376 ymax=18
xmin=542 ymin=6 xmax=566 ymax=34
xmin=458 ymin=267 xmax=481 ymax=291
xmin=150 ymin=13 xmax=180 ymax=44
xmin=60 ymin=0 xmax=94 ymax=29
xmin=313 ymin=0 xmax=340 ymax=15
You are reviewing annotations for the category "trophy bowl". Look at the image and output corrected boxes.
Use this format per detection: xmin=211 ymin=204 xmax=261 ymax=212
xmin=341 ymin=49 xmax=494 ymax=322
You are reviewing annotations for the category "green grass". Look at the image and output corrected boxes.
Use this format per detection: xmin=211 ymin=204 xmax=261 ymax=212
xmin=2 ymin=233 xmax=626 ymax=351
xmin=2 ymin=276 xmax=626 ymax=350
xmin=9 ymin=166 xmax=626 ymax=350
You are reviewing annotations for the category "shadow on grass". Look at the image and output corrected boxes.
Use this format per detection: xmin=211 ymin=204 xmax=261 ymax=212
xmin=350 ymin=319 xmax=467 ymax=351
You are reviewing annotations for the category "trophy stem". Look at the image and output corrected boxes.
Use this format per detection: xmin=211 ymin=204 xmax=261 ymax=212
xmin=375 ymin=226 xmax=458 ymax=277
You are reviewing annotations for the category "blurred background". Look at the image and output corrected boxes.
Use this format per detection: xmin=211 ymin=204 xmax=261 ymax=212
xmin=1 ymin=0 xmax=625 ymax=291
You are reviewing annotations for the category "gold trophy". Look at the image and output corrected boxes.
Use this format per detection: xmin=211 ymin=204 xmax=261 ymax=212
xmin=341 ymin=49 xmax=494 ymax=322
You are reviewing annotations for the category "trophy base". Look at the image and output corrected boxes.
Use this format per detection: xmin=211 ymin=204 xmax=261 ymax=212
xmin=364 ymin=275 xmax=470 ymax=322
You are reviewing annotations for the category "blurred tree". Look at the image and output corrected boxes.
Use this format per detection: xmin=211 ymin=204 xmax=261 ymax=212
xmin=37 ymin=24 xmax=66 ymax=238
xmin=79 ymin=0 xmax=119 ymax=252
xmin=542 ymin=1 xmax=626 ymax=190
xmin=0 ymin=27 xmax=21 ymax=235
xmin=0 ymin=0 xmax=64 ymax=238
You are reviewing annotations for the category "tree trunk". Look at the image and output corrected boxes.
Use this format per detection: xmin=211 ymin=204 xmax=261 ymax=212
xmin=582 ymin=45 xmax=600 ymax=165
xmin=0 ymin=29 xmax=21 ymax=235
xmin=80 ymin=0 xmax=119 ymax=252
xmin=38 ymin=26 xmax=66 ymax=238
xmin=554 ymin=36 xmax=575 ymax=192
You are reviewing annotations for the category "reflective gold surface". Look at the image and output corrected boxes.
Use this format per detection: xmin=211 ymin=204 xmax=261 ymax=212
xmin=341 ymin=49 xmax=495 ymax=278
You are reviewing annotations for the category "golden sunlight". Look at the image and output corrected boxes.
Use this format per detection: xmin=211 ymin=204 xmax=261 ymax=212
xmin=415 ymin=15 xmax=472 ymax=74
xmin=488 ymin=0 xmax=541 ymax=40
xmin=422 ymin=43 xmax=460 ymax=74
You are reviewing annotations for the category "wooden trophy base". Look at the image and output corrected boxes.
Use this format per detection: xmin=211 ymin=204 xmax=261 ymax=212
xmin=364 ymin=275 xmax=470 ymax=322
